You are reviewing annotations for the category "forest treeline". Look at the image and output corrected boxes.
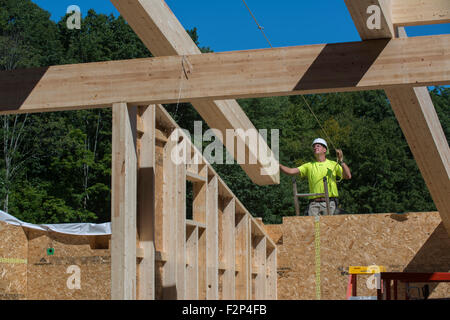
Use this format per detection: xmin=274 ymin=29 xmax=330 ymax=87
xmin=1 ymin=0 xmax=448 ymax=224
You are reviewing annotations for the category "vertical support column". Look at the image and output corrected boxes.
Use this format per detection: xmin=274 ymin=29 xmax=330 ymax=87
xmin=206 ymin=175 xmax=219 ymax=300
xmin=136 ymin=105 xmax=156 ymax=300
xmin=235 ymin=213 xmax=250 ymax=300
xmin=111 ymin=102 xmax=137 ymax=300
xmin=162 ymin=131 xmax=178 ymax=299
xmin=193 ymin=164 xmax=208 ymax=300
xmin=185 ymin=225 xmax=199 ymax=299
xmin=266 ymin=244 xmax=277 ymax=300
xmin=176 ymin=138 xmax=186 ymax=299
xmin=154 ymin=117 xmax=167 ymax=300
xmin=219 ymin=197 xmax=235 ymax=299
xmin=252 ymin=235 xmax=266 ymax=300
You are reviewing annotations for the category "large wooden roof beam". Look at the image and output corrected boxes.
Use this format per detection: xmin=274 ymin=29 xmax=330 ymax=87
xmin=110 ymin=0 xmax=278 ymax=186
xmin=1 ymin=34 xmax=448 ymax=113
xmin=391 ymin=0 xmax=450 ymax=27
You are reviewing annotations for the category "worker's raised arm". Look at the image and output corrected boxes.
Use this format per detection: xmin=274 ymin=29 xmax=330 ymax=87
xmin=279 ymin=164 xmax=300 ymax=176
xmin=336 ymin=149 xmax=351 ymax=180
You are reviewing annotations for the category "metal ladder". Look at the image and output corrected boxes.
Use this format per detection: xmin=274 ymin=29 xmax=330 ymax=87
xmin=292 ymin=176 xmax=331 ymax=216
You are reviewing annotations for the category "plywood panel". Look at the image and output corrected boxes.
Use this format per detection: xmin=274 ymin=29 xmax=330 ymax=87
xmin=26 ymin=229 xmax=110 ymax=300
xmin=0 ymin=222 xmax=27 ymax=300
xmin=276 ymin=212 xmax=450 ymax=300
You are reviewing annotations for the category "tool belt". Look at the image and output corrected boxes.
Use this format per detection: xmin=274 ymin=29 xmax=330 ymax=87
xmin=310 ymin=197 xmax=338 ymax=204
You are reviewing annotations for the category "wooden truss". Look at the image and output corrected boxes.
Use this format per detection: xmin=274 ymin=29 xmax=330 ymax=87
xmin=0 ymin=0 xmax=448 ymax=299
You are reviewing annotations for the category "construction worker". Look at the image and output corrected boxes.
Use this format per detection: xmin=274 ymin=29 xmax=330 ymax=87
xmin=279 ymin=138 xmax=351 ymax=216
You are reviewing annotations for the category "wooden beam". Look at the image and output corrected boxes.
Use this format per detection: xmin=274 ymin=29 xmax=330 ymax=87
xmin=235 ymin=213 xmax=250 ymax=300
xmin=1 ymin=35 xmax=449 ymax=114
xmin=345 ymin=1 xmax=450 ymax=234
xmin=176 ymin=141 xmax=186 ymax=299
xmin=161 ymin=132 xmax=178 ymax=299
xmin=186 ymin=171 xmax=207 ymax=183
xmin=136 ymin=105 xmax=156 ymax=300
xmin=266 ymin=245 xmax=277 ymax=300
xmin=218 ymin=197 xmax=235 ymax=299
xmin=345 ymin=0 xmax=395 ymax=39
xmin=111 ymin=102 xmax=137 ymax=300
xmin=391 ymin=0 xmax=450 ymax=27
xmin=192 ymin=165 xmax=208 ymax=300
xmin=185 ymin=225 xmax=199 ymax=300
xmin=109 ymin=0 xmax=198 ymax=57
xmin=110 ymin=0 xmax=279 ymax=186
xmin=251 ymin=235 xmax=266 ymax=300
xmin=206 ymin=175 xmax=219 ymax=300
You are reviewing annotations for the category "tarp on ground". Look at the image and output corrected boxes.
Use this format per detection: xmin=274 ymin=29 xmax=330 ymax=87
xmin=0 ymin=210 xmax=111 ymax=236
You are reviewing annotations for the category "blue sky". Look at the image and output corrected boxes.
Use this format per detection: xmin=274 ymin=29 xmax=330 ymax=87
xmin=32 ymin=0 xmax=450 ymax=52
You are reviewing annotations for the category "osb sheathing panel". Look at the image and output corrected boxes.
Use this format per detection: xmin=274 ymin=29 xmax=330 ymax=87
xmin=26 ymin=229 xmax=110 ymax=300
xmin=0 ymin=221 xmax=27 ymax=300
xmin=276 ymin=212 xmax=450 ymax=300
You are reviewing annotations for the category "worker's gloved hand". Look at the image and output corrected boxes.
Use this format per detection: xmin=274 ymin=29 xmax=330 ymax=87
xmin=336 ymin=149 xmax=344 ymax=162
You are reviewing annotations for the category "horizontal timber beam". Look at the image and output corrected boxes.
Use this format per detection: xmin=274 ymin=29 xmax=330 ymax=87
xmin=391 ymin=0 xmax=450 ymax=27
xmin=0 ymin=35 xmax=448 ymax=115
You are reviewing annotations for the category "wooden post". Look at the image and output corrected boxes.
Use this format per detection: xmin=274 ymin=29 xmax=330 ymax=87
xmin=252 ymin=235 xmax=266 ymax=300
xmin=235 ymin=213 xmax=250 ymax=299
xmin=193 ymin=164 xmax=207 ymax=300
xmin=219 ymin=196 xmax=235 ymax=299
xmin=206 ymin=175 xmax=219 ymax=300
xmin=176 ymin=138 xmax=186 ymax=299
xmin=266 ymin=244 xmax=277 ymax=300
xmin=162 ymin=130 xmax=178 ymax=299
xmin=111 ymin=102 xmax=137 ymax=300
xmin=185 ymin=225 xmax=199 ymax=299
xmin=136 ymin=105 xmax=156 ymax=300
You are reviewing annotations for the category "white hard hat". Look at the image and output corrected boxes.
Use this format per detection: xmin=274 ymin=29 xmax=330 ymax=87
xmin=312 ymin=138 xmax=328 ymax=149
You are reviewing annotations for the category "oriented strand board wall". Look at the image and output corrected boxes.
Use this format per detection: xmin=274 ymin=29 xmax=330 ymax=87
xmin=26 ymin=229 xmax=110 ymax=300
xmin=265 ymin=212 xmax=450 ymax=300
xmin=0 ymin=221 xmax=28 ymax=300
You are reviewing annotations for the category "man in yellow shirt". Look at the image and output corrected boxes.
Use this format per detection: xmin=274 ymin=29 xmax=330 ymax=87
xmin=279 ymin=138 xmax=352 ymax=216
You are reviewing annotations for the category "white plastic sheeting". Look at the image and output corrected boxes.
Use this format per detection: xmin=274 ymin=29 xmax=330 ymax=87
xmin=0 ymin=210 xmax=111 ymax=236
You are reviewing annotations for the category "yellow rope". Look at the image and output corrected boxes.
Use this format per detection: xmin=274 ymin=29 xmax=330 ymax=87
xmin=314 ymin=215 xmax=321 ymax=300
